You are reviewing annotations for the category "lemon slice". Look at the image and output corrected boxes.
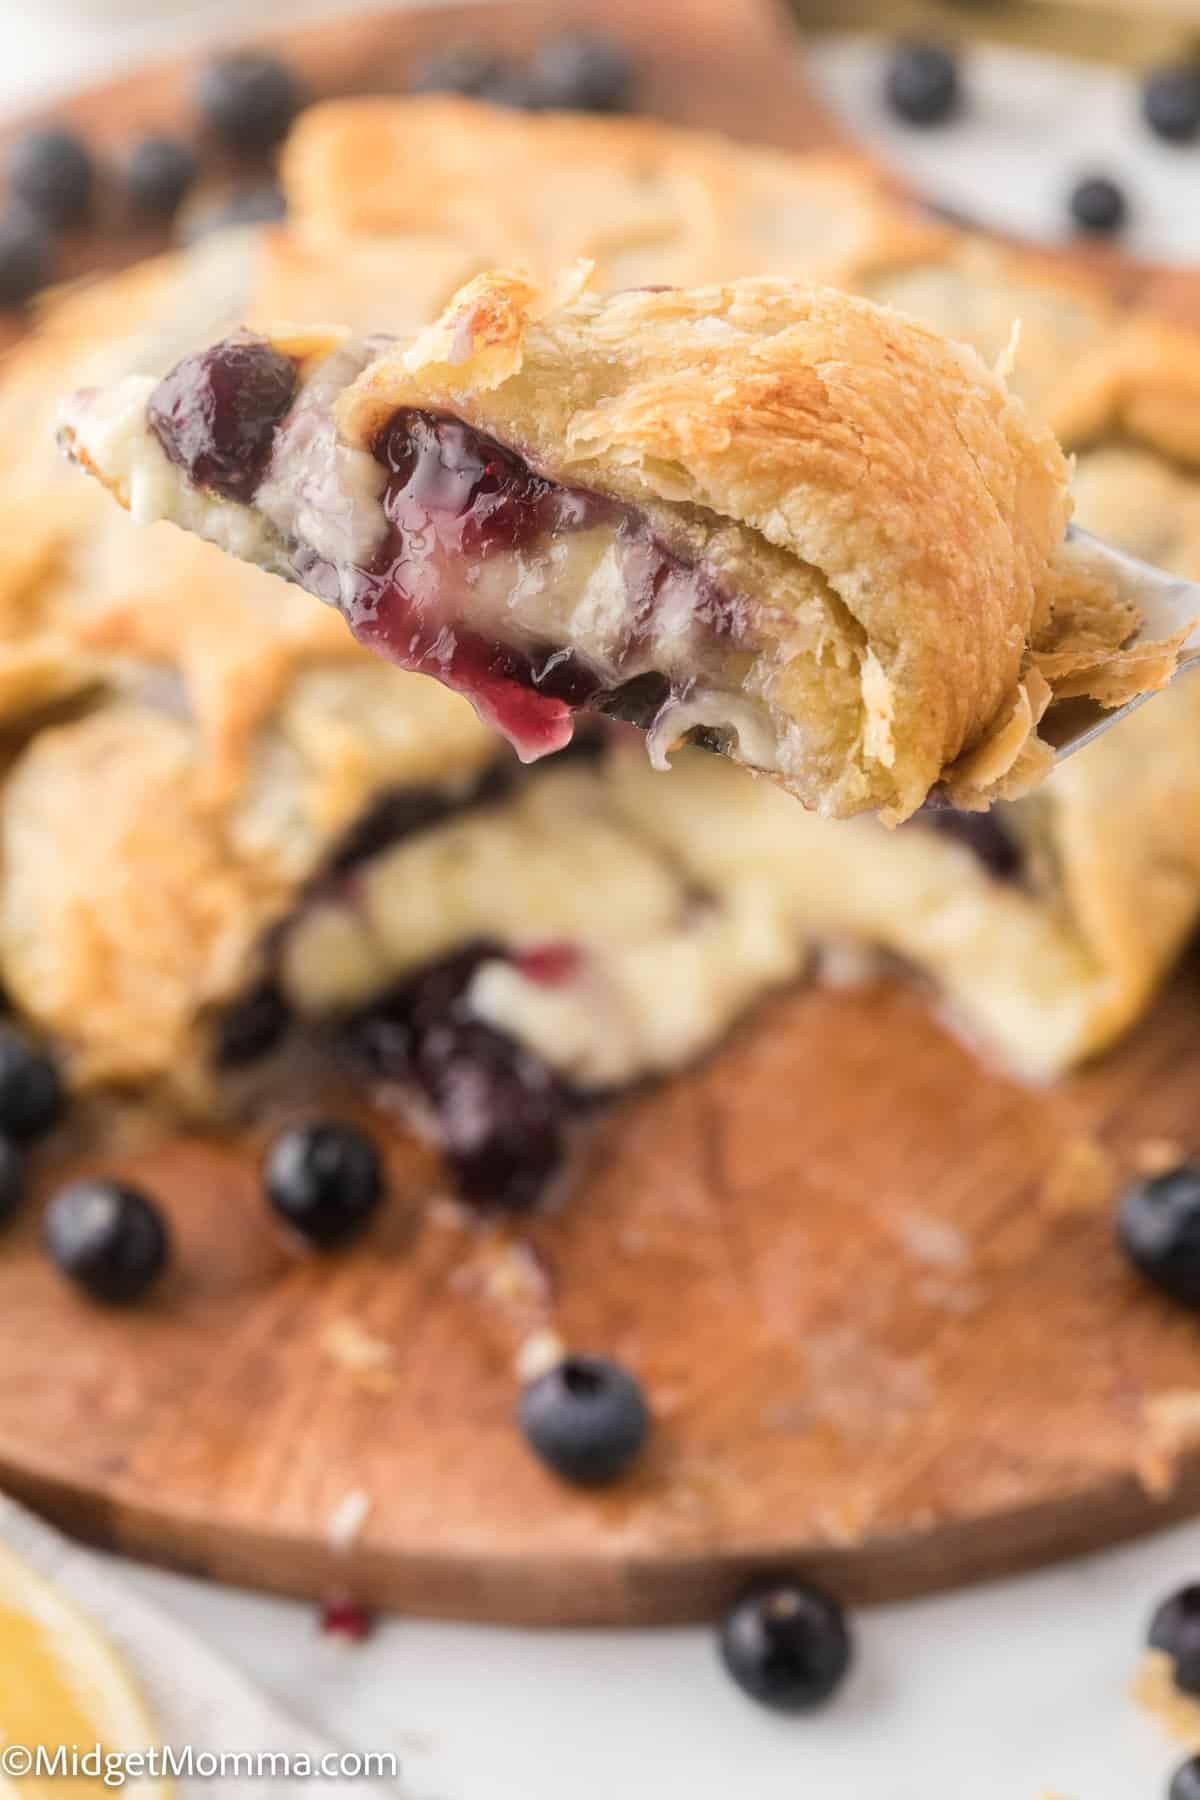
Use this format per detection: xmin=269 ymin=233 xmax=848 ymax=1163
xmin=0 ymin=1537 xmax=168 ymax=1798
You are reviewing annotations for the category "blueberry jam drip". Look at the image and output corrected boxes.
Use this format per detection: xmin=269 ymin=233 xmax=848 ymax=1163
xmin=919 ymin=806 xmax=1024 ymax=883
xmin=149 ymin=336 xmax=298 ymax=504
xmin=344 ymin=941 xmax=573 ymax=1212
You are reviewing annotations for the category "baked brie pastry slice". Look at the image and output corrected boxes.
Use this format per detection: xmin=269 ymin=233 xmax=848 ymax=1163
xmin=60 ymin=271 xmax=1189 ymax=823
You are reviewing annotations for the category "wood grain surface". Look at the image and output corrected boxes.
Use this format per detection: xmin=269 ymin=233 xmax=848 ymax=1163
xmin=2 ymin=0 xmax=1200 ymax=1626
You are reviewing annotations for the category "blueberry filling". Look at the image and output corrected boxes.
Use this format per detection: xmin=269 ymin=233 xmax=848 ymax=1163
xmin=346 ymin=407 xmax=736 ymax=756
xmin=917 ymin=805 xmax=1024 ymax=884
xmin=149 ymin=337 xmax=298 ymax=504
xmin=343 ymin=942 xmax=574 ymax=1212
xmin=143 ymin=340 xmax=753 ymax=766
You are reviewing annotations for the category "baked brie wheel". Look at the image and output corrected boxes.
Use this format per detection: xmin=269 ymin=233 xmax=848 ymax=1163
xmin=60 ymin=271 xmax=1185 ymax=825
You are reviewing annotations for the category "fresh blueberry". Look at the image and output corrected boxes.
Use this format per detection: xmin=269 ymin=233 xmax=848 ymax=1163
xmin=180 ymin=182 xmax=287 ymax=243
xmin=148 ymin=335 xmax=297 ymax=503
xmin=0 ymin=1138 xmax=24 ymax=1229
xmin=518 ymin=1354 xmax=649 ymax=1484
xmin=44 ymin=1180 xmax=168 ymax=1304
xmin=0 ymin=208 xmax=54 ymax=307
xmin=1069 ymin=174 xmax=1128 ymax=236
xmin=718 ymin=1579 xmax=853 ymax=1712
xmin=0 ymin=1028 xmax=63 ymax=1142
xmin=126 ymin=136 xmax=198 ymax=218
xmin=9 ymin=127 xmax=95 ymax=227
xmin=1143 ymin=65 xmax=1200 ymax=144
xmin=1172 ymin=1758 xmax=1200 ymax=1800
xmin=196 ymin=53 xmax=302 ymax=154
xmin=1149 ymin=1584 xmax=1200 ymax=1693
xmin=214 ymin=979 xmax=290 ymax=1067
xmin=883 ymin=43 xmax=961 ymax=127
xmin=264 ymin=1121 xmax=384 ymax=1248
xmin=409 ymin=44 xmax=508 ymax=97
xmin=1117 ymin=1166 xmax=1200 ymax=1305
xmin=531 ymin=34 xmax=636 ymax=112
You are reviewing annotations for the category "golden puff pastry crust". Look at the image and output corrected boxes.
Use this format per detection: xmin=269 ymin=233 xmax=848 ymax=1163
xmin=10 ymin=94 xmax=1200 ymax=1110
xmin=63 ymin=270 xmax=1192 ymax=823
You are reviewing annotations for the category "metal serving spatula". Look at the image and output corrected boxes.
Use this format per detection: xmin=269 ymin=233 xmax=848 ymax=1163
xmin=1043 ymin=525 xmax=1200 ymax=765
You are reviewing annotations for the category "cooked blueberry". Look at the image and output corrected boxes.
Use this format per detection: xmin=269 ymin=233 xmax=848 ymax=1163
xmin=1143 ymin=65 xmax=1200 ymax=143
xmin=126 ymin=136 xmax=198 ymax=218
xmin=1150 ymin=1584 xmax=1200 ymax=1693
xmin=44 ymin=1181 xmax=168 ymax=1304
xmin=418 ymin=1019 xmax=567 ymax=1212
xmin=9 ymin=127 xmax=95 ymax=226
xmin=1118 ymin=1166 xmax=1200 ymax=1305
xmin=180 ymin=182 xmax=287 ymax=243
xmin=531 ymin=34 xmax=636 ymax=112
xmin=0 ymin=208 xmax=53 ymax=307
xmin=1069 ymin=175 xmax=1127 ymax=236
xmin=518 ymin=1354 xmax=649 ymax=1484
xmin=148 ymin=336 xmax=297 ymax=503
xmin=718 ymin=1579 xmax=853 ymax=1712
xmin=920 ymin=805 xmax=1023 ymax=882
xmin=883 ymin=43 xmax=960 ymax=127
xmin=0 ymin=1028 xmax=63 ymax=1142
xmin=409 ymin=44 xmax=507 ymax=97
xmin=196 ymin=53 xmax=302 ymax=154
xmin=0 ymin=1139 xmax=24 ymax=1229
xmin=264 ymin=1121 xmax=383 ymax=1248
xmin=596 ymin=671 xmax=672 ymax=729
xmin=215 ymin=979 xmax=290 ymax=1067
xmin=1172 ymin=1759 xmax=1200 ymax=1800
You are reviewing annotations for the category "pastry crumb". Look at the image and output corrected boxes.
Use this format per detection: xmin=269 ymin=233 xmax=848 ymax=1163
xmin=1133 ymin=1137 xmax=1187 ymax=1177
xmin=1037 ymin=1136 xmax=1115 ymax=1219
xmin=514 ymin=1327 xmax=565 ymax=1383
xmin=1136 ymin=1390 xmax=1200 ymax=1496
xmin=326 ymin=1487 xmax=372 ymax=1552
xmin=320 ymin=1317 xmax=398 ymax=1392
xmin=1132 ymin=1648 xmax=1200 ymax=1746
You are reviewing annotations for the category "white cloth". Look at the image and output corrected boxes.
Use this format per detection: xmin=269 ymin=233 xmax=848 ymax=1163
xmin=0 ymin=1495 xmax=402 ymax=1798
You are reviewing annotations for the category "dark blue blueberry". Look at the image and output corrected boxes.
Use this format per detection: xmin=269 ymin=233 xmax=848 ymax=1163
xmin=126 ymin=136 xmax=198 ymax=218
xmin=0 ymin=208 xmax=54 ymax=307
xmin=196 ymin=53 xmax=302 ymax=154
xmin=518 ymin=1354 xmax=649 ymax=1484
xmin=1069 ymin=174 xmax=1128 ymax=236
xmin=0 ymin=1138 xmax=24 ymax=1229
xmin=264 ymin=1121 xmax=383 ymax=1248
xmin=0 ymin=1028 xmax=63 ymax=1142
xmin=883 ymin=43 xmax=961 ymax=127
xmin=718 ymin=1579 xmax=853 ymax=1712
xmin=1143 ymin=65 xmax=1200 ymax=144
xmin=44 ymin=1181 xmax=168 ymax=1304
xmin=148 ymin=335 xmax=297 ymax=503
xmin=409 ymin=45 xmax=508 ymax=98
xmin=1117 ymin=1166 xmax=1200 ymax=1306
xmin=9 ymin=127 xmax=95 ymax=227
xmin=1149 ymin=1585 xmax=1200 ymax=1694
xmin=1171 ymin=1758 xmax=1200 ymax=1800
xmin=531 ymin=35 xmax=636 ymax=113
xmin=215 ymin=979 xmax=290 ymax=1067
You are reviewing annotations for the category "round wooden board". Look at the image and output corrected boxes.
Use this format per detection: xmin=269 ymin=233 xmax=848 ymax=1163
xmin=5 ymin=969 xmax=1200 ymax=1625
xmin=3 ymin=0 xmax=1200 ymax=1626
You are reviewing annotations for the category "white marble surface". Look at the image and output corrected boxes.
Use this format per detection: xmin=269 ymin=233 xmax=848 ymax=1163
xmin=113 ymin=1520 xmax=1200 ymax=1798
xmin=6 ymin=8 xmax=1200 ymax=1795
